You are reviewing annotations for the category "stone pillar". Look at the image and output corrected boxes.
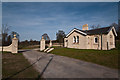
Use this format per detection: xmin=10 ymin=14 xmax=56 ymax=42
xmin=49 ymin=40 xmax=52 ymax=48
xmin=40 ymin=36 xmax=45 ymax=51
xmin=64 ymin=38 xmax=67 ymax=47
xmin=12 ymin=34 xmax=18 ymax=53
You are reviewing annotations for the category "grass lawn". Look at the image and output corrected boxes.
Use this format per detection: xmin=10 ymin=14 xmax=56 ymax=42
xmin=50 ymin=46 xmax=119 ymax=69
xmin=2 ymin=51 xmax=40 ymax=79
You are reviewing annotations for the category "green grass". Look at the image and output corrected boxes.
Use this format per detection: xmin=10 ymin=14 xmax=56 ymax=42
xmin=116 ymin=40 xmax=120 ymax=50
xmin=50 ymin=46 xmax=119 ymax=69
xmin=2 ymin=52 xmax=40 ymax=79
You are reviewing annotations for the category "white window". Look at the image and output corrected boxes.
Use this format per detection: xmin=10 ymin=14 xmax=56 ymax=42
xmin=76 ymin=36 xmax=79 ymax=43
xmin=73 ymin=36 xmax=76 ymax=43
xmin=94 ymin=37 xmax=98 ymax=43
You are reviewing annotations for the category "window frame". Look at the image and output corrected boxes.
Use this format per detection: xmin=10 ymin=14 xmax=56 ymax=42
xmin=94 ymin=37 xmax=98 ymax=44
xmin=73 ymin=36 xmax=76 ymax=43
xmin=76 ymin=36 xmax=79 ymax=43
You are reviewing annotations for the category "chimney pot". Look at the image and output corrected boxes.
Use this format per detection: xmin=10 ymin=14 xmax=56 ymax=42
xmin=82 ymin=24 xmax=88 ymax=30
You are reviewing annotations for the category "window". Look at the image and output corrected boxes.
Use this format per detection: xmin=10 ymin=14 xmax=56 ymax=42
xmin=110 ymin=35 xmax=112 ymax=38
xmin=73 ymin=36 xmax=76 ymax=43
xmin=94 ymin=37 xmax=98 ymax=43
xmin=66 ymin=40 xmax=68 ymax=42
xmin=110 ymin=35 xmax=113 ymax=45
xmin=76 ymin=36 xmax=79 ymax=43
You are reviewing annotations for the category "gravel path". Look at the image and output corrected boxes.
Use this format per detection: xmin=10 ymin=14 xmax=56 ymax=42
xmin=22 ymin=50 xmax=118 ymax=78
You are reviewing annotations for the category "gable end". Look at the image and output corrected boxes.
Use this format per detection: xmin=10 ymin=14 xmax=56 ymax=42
xmin=66 ymin=28 xmax=87 ymax=38
xmin=107 ymin=26 xmax=117 ymax=36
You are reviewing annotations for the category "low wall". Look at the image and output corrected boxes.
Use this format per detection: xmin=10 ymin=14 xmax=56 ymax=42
xmin=0 ymin=35 xmax=18 ymax=53
xmin=0 ymin=44 xmax=12 ymax=52
xmin=46 ymin=43 xmax=63 ymax=47
xmin=53 ymin=43 xmax=63 ymax=47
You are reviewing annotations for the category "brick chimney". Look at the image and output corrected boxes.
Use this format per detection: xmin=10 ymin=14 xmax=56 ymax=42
xmin=82 ymin=24 xmax=88 ymax=30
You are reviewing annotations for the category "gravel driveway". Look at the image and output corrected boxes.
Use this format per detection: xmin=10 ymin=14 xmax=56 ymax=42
xmin=22 ymin=50 xmax=118 ymax=78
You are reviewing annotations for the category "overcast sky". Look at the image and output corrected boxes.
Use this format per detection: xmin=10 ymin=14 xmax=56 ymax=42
xmin=2 ymin=2 xmax=118 ymax=41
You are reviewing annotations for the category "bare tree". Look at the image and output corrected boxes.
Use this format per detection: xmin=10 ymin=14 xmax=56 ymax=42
xmin=90 ymin=24 xmax=96 ymax=29
xmin=7 ymin=35 xmax=12 ymax=45
xmin=97 ymin=24 xmax=101 ymax=28
xmin=2 ymin=24 xmax=10 ymax=34
xmin=110 ymin=23 xmax=118 ymax=32
xmin=2 ymin=24 xmax=11 ymax=46
xmin=90 ymin=24 xmax=101 ymax=29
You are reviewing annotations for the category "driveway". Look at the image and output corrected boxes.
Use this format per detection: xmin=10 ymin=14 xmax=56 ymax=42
xmin=22 ymin=50 xmax=118 ymax=78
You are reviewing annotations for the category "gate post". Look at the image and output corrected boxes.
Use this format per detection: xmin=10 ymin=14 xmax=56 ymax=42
xmin=40 ymin=36 xmax=45 ymax=51
xmin=12 ymin=34 xmax=18 ymax=53
xmin=49 ymin=40 xmax=52 ymax=48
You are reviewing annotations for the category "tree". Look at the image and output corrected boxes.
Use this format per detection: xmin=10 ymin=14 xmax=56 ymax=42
xmin=2 ymin=24 xmax=10 ymax=34
xmin=110 ymin=23 xmax=118 ymax=32
xmin=7 ymin=35 xmax=12 ymax=45
xmin=110 ymin=22 xmax=120 ymax=40
xmin=117 ymin=19 xmax=120 ymax=40
xmin=90 ymin=24 xmax=101 ymax=29
xmin=56 ymin=30 xmax=66 ymax=45
xmin=30 ymin=39 xmax=33 ymax=42
xmin=42 ymin=33 xmax=50 ymax=41
xmin=2 ymin=24 xmax=11 ymax=46
xmin=1 ymin=24 xmax=20 ymax=46
xmin=97 ymin=24 xmax=101 ymax=28
xmin=1 ymin=24 xmax=11 ymax=53
xmin=30 ymin=39 xmax=33 ymax=45
xmin=11 ymin=31 xmax=20 ymax=40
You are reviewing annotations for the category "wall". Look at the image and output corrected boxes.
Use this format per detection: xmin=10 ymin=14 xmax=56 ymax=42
xmin=52 ymin=43 xmax=63 ymax=47
xmin=0 ymin=44 xmax=12 ymax=52
xmin=87 ymin=34 xmax=108 ymax=50
xmin=64 ymin=31 xmax=115 ymax=50
xmin=0 ymin=37 xmax=18 ymax=53
xmin=46 ymin=43 xmax=63 ymax=47
xmin=64 ymin=31 xmax=87 ymax=49
xmin=86 ymin=35 xmax=101 ymax=50
xmin=101 ymin=34 xmax=108 ymax=50
xmin=107 ymin=30 xmax=115 ymax=49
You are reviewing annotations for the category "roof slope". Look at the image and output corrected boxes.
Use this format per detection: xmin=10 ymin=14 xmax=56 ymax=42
xmin=85 ymin=26 xmax=112 ymax=35
xmin=66 ymin=26 xmax=117 ymax=38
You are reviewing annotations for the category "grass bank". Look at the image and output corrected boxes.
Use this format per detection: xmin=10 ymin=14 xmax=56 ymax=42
xmin=50 ymin=46 xmax=119 ymax=69
xmin=2 ymin=52 xmax=40 ymax=79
